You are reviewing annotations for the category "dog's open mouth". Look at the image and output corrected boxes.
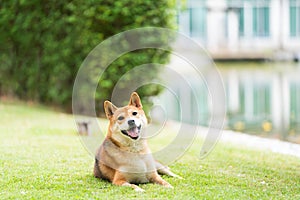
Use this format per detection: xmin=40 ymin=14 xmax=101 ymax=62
xmin=121 ymin=125 xmax=141 ymax=140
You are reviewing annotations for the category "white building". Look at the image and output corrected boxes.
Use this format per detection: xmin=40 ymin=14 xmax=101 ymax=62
xmin=178 ymin=0 xmax=300 ymax=60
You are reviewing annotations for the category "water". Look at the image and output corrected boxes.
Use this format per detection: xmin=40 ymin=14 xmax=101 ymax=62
xmin=158 ymin=61 xmax=300 ymax=144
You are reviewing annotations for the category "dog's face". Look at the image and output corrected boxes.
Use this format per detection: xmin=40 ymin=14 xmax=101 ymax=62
xmin=104 ymin=92 xmax=147 ymax=141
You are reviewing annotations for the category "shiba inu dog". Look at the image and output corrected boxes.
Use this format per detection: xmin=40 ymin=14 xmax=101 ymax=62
xmin=94 ymin=92 xmax=181 ymax=192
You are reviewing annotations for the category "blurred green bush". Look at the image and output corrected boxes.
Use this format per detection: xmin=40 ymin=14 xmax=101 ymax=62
xmin=0 ymin=0 xmax=176 ymax=113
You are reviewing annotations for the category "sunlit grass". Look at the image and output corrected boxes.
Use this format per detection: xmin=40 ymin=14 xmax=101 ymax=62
xmin=1 ymin=101 xmax=299 ymax=199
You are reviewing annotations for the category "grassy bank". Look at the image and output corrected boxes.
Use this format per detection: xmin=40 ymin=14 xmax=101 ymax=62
xmin=0 ymin=101 xmax=299 ymax=199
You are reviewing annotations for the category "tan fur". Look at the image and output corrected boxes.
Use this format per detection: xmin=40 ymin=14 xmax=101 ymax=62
xmin=94 ymin=92 xmax=181 ymax=192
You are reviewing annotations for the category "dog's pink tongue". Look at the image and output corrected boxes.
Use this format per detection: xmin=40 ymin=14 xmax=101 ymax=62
xmin=127 ymin=127 xmax=138 ymax=137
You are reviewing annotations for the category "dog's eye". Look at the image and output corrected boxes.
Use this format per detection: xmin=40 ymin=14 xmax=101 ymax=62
xmin=117 ymin=116 xmax=124 ymax=121
xmin=132 ymin=112 xmax=138 ymax=116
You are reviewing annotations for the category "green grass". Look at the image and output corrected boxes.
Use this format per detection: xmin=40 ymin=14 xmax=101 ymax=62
xmin=1 ymin=101 xmax=300 ymax=199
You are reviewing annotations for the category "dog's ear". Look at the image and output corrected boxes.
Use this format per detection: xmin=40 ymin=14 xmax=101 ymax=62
xmin=129 ymin=92 xmax=142 ymax=108
xmin=104 ymin=101 xmax=118 ymax=119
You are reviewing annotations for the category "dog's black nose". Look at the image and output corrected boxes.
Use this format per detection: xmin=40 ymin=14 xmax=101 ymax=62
xmin=128 ymin=120 xmax=135 ymax=126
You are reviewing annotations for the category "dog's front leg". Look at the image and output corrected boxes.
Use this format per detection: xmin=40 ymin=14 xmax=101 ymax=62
xmin=113 ymin=171 xmax=144 ymax=192
xmin=149 ymin=173 xmax=173 ymax=188
xmin=155 ymin=161 xmax=183 ymax=179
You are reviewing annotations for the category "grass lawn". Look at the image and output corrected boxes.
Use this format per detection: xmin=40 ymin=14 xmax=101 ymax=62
xmin=1 ymin=101 xmax=299 ymax=199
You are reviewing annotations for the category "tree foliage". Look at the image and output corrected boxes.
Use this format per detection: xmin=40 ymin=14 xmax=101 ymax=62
xmin=0 ymin=0 xmax=176 ymax=113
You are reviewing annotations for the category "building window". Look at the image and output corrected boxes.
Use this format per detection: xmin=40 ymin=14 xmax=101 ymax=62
xmin=227 ymin=0 xmax=245 ymax=37
xmin=238 ymin=8 xmax=245 ymax=37
xmin=253 ymin=6 xmax=270 ymax=37
xmin=227 ymin=0 xmax=270 ymax=38
xmin=290 ymin=0 xmax=300 ymax=37
xmin=189 ymin=7 xmax=207 ymax=38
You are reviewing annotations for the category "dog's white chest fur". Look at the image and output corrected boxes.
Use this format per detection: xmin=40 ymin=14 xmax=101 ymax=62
xmin=118 ymin=155 xmax=156 ymax=183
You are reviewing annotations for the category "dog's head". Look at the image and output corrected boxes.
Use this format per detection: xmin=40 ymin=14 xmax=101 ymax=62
xmin=104 ymin=92 xmax=147 ymax=141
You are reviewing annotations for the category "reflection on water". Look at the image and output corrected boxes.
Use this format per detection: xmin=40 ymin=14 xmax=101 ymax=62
xmin=219 ymin=62 xmax=300 ymax=143
xmin=159 ymin=61 xmax=300 ymax=144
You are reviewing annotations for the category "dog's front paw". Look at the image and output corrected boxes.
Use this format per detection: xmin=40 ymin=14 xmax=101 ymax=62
xmin=174 ymin=174 xmax=184 ymax=180
xmin=134 ymin=187 xmax=145 ymax=192
xmin=164 ymin=184 xmax=174 ymax=189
